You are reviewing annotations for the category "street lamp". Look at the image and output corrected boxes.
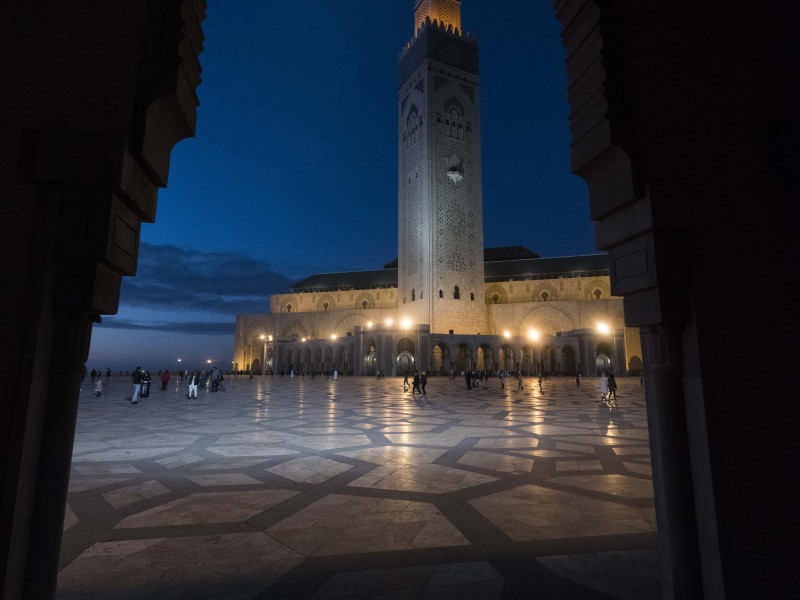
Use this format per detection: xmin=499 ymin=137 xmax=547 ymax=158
xmin=260 ymin=334 xmax=266 ymax=376
xmin=595 ymin=321 xmax=613 ymax=374
xmin=528 ymin=329 xmax=540 ymax=376
xmin=177 ymin=358 xmax=182 ymax=388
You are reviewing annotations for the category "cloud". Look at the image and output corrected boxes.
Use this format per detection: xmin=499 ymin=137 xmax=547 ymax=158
xmin=116 ymin=243 xmax=294 ymax=315
xmin=97 ymin=318 xmax=234 ymax=335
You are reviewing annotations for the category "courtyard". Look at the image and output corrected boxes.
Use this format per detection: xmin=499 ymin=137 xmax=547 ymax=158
xmin=58 ymin=374 xmax=659 ymax=599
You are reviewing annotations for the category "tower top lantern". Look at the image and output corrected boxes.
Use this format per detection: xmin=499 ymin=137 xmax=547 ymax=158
xmin=414 ymin=0 xmax=461 ymax=33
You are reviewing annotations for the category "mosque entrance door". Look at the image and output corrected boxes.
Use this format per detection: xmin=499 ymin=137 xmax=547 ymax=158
xmin=595 ymin=354 xmax=612 ymax=374
xmin=396 ymin=351 xmax=415 ymax=374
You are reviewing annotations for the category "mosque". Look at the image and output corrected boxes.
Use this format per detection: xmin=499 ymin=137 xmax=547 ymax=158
xmin=233 ymin=0 xmax=641 ymax=377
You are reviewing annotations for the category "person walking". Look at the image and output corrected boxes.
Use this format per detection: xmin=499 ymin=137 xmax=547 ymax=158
xmin=211 ymin=367 xmax=221 ymax=392
xmin=599 ymin=373 xmax=609 ymax=405
xmin=517 ymin=372 xmax=524 ymax=390
xmin=187 ymin=370 xmax=199 ymax=399
xmin=420 ymin=371 xmax=428 ymax=395
xmin=403 ymin=371 xmax=409 ymax=392
xmin=499 ymin=371 xmax=506 ymax=389
xmin=130 ymin=367 xmax=143 ymax=405
xmin=576 ymin=373 xmax=581 ymax=387
xmin=464 ymin=370 xmax=471 ymax=391
xmin=94 ymin=376 xmax=104 ymax=397
xmin=141 ymin=371 xmax=152 ymax=397
xmin=607 ymin=372 xmax=618 ymax=406
xmin=161 ymin=369 xmax=170 ymax=391
xmin=412 ymin=371 xmax=422 ymax=395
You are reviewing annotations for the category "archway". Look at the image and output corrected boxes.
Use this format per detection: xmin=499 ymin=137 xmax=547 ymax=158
xmin=396 ymin=351 xmax=415 ymax=374
xmin=476 ymin=344 xmax=493 ymax=371
xmin=499 ymin=345 xmax=515 ymax=372
xmin=454 ymin=343 xmax=472 ymax=374
xmin=396 ymin=338 xmax=416 ymax=373
xmin=562 ymin=345 xmax=577 ymax=375
xmin=596 ymin=341 xmax=613 ymax=374
xmin=432 ymin=343 xmax=450 ymax=375
xmin=363 ymin=339 xmax=377 ymax=376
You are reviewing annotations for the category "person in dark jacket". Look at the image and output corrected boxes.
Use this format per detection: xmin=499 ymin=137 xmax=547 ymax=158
xmin=412 ymin=371 xmax=422 ymax=395
xmin=131 ymin=367 xmax=143 ymax=405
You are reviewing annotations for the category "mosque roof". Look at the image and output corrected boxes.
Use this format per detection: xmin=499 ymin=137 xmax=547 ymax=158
xmin=290 ymin=252 xmax=609 ymax=293
xmin=382 ymin=246 xmax=539 ymax=269
xmin=485 ymin=253 xmax=610 ymax=281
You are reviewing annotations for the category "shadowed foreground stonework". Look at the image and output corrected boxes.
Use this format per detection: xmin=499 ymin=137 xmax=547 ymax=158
xmin=58 ymin=375 xmax=658 ymax=599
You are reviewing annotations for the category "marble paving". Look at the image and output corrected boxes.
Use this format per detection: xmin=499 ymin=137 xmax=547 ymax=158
xmin=58 ymin=374 xmax=659 ymax=599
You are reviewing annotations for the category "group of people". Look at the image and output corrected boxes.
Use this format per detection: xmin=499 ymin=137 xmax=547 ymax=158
xmin=599 ymin=372 xmax=618 ymax=407
xmin=402 ymin=371 xmax=429 ymax=395
xmin=124 ymin=366 xmax=225 ymax=404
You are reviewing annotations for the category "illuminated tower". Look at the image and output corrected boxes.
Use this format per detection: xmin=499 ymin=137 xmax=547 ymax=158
xmin=413 ymin=0 xmax=462 ymax=31
xmin=398 ymin=0 xmax=485 ymax=334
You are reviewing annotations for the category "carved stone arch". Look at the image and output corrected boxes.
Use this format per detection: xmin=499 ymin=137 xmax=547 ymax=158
xmin=317 ymin=294 xmax=336 ymax=312
xmin=532 ymin=282 xmax=558 ymax=302
xmin=485 ymin=284 xmax=508 ymax=304
xmin=402 ymin=87 xmax=426 ymax=124
xmin=334 ymin=313 xmax=368 ymax=336
xmin=519 ymin=305 xmax=577 ymax=335
xmin=354 ymin=291 xmax=376 ymax=309
xmin=584 ymin=279 xmax=611 ymax=300
xmin=280 ymin=320 xmax=309 ymax=340
xmin=242 ymin=322 xmax=268 ymax=343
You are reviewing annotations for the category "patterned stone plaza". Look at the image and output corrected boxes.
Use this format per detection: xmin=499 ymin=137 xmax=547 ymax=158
xmin=58 ymin=374 xmax=659 ymax=599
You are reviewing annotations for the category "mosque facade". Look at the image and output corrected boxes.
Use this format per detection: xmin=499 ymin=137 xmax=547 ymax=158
xmin=233 ymin=1 xmax=641 ymax=377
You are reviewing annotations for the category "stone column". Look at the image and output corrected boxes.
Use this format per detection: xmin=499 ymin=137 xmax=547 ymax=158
xmin=640 ymin=326 xmax=702 ymax=598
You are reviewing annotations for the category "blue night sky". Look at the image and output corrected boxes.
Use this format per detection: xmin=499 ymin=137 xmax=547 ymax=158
xmin=87 ymin=1 xmax=597 ymax=373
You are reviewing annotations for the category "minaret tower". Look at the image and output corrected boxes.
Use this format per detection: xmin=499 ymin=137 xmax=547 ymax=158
xmin=398 ymin=0 xmax=485 ymax=334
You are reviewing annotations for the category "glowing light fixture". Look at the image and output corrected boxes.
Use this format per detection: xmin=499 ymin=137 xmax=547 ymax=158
xmin=386 ymin=318 xmax=394 ymax=327
xmin=596 ymin=322 xmax=611 ymax=335
xmin=503 ymin=330 xmax=511 ymax=339
xmin=401 ymin=318 xmax=412 ymax=329
xmin=528 ymin=329 xmax=540 ymax=341
xmin=367 ymin=321 xmax=373 ymax=328
xmin=331 ymin=334 xmax=337 ymax=340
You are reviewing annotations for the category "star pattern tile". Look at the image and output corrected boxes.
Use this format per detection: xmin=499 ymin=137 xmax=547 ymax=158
xmin=59 ymin=374 xmax=658 ymax=599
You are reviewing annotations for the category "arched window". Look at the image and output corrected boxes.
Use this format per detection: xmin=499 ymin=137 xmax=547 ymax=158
xmin=593 ymin=289 xmax=602 ymax=300
xmin=541 ymin=291 xmax=549 ymax=301
xmin=445 ymin=107 xmax=465 ymax=140
xmin=470 ymin=292 xmax=474 ymax=301
xmin=454 ymin=286 xmax=460 ymax=300
xmin=286 ymin=304 xmax=292 ymax=313
xmin=492 ymin=294 xmax=499 ymax=304
xmin=406 ymin=110 xmax=420 ymax=149
xmin=439 ymin=289 xmax=444 ymax=298
xmin=323 ymin=302 xmax=329 ymax=311
xmin=411 ymin=288 xmax=416 ymax=301
xmin=361 ymin=300 xmax=368 ymax=309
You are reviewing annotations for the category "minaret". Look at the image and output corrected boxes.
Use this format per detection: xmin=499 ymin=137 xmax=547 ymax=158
xmin=398 ymin=1 xmax=485 ymax=335
xmin=413 ymin=0 xmax=462 ymax=31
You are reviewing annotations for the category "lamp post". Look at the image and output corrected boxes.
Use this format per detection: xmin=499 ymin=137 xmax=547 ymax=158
xmin=528 ymin=329 xmax=540 ymax=377
xmin=260 ymin=334 xmax=266 ymax=376
xmin=595 ymin=322 xmax=612 ymax=374
xmin=177 ymin=358 xmax=182 ymax=389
